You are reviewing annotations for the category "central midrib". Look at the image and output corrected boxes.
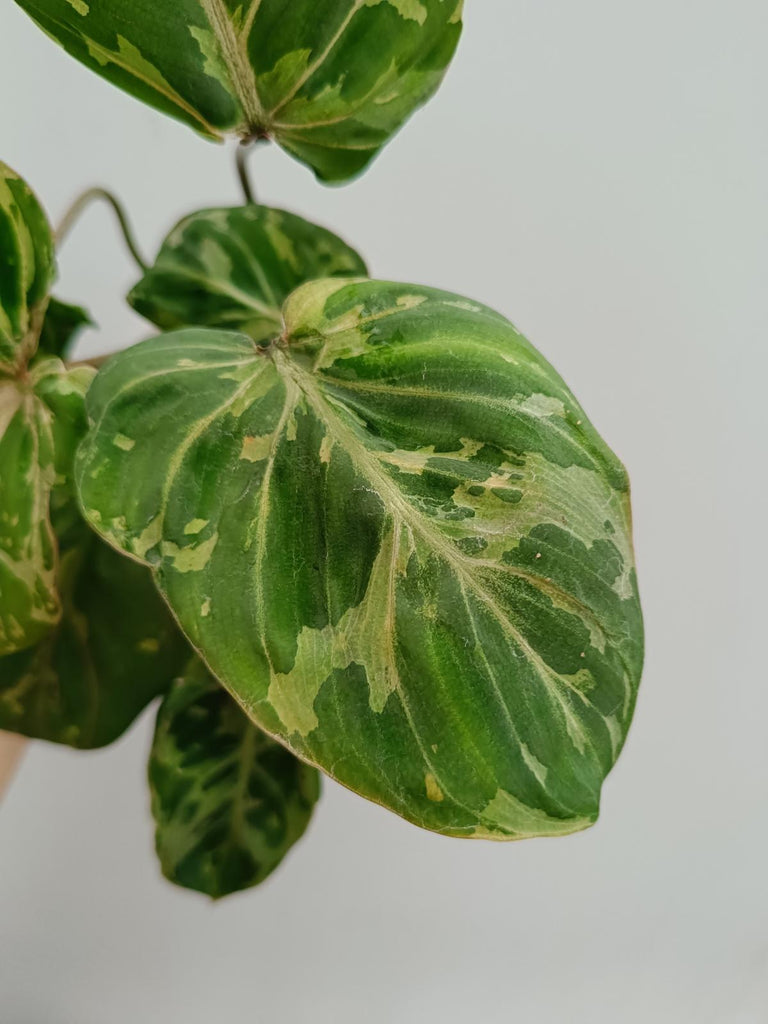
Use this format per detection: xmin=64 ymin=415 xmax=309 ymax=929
xmin=200 ymin=0 xmax=267 ymax=133
xmin=272 ymin=348 xmax=607 ymax=750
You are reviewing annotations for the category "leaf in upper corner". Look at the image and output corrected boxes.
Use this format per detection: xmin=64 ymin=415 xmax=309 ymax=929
xmin=37 ymin=298 xmax=93 ymax=359
xmin=149 ymin=657 xmax=320 ymax=898
xmin=76 ymin=278 xmax=644 ymax=841
xmin=12 ymin=0 xmax=463 ymax=182
xmin=0 ymin=528 xmax=190 ymax=748
xmin=0 ymin=161 xmax=55 ymax=371
xmin=129 ymin=205 xmax=367 ymax=342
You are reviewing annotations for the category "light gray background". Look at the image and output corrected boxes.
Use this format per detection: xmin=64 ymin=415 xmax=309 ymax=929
xmin=1 ymin=1 xmax=766 ymax=1021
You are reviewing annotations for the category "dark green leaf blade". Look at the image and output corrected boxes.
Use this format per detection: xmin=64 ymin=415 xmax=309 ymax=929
xmin=0 ymin=162 xmax=54 ymax=371
xmin=129 ymin=205 xmax=366 ymax=342
xmin=150 ymin=657 xmax=320 ymax=898
xmin=37 ymin=297 xmax=93 ymax=359
xmin=13 ymin=0 xmax=463 ymax=181
xmin=76 ymin=279 xmax=644 ymax=840
xmin=0 ymin=530 xmax=190 ymax=748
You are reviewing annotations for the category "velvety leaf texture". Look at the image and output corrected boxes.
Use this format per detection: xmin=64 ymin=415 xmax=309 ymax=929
xmin=77 ymin=278 xmax=644 ymax=840
xmin=0 ymin=161 xmax=54 ymax=372
xmin=129 ymin=205 xmax=367 ymax=341
xmin=149 ymin=657 xmax=320 ymax=898
xmin=13 ymin=0 xmax=464 ymax=181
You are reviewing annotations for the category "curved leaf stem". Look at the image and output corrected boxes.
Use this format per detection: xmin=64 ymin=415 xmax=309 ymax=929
xmin=55 ymin=188 xmax=148 ymax=273
xmin=235 ymin=141 xmax=260 ymax=206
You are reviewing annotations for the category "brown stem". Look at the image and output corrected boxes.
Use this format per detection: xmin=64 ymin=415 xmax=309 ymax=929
xmin=55 ymin=188 xmax=148 ymax=272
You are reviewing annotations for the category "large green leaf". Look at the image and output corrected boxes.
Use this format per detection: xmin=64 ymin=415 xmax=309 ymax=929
xmin=0 ymin=528 xmax=190 ymax=748
xmin=13 ymin=0 xmax=463 ymax=182
xmin=129 ymin=205 xmax=367 ymax=341
xmin=76 ymin=278 xmax=644 ymax=840
xmin=149 ymin=657 xmax=320 ymax=898
xmin=0 ymin=162 xmax=54 ymax=372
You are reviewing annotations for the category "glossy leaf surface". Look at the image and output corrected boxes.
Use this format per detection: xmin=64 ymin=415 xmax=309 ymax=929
xmin=14 ymin=0 xmax=463 ymax=181
xmin=150 ymin=658 xmax=319 ymax=898
xmin=129 ymin=205 xmax=366 ymax=341
xmin=77 ymin=279 xmax=644 ymax=839
xmin=0 ymin=162 xmax=54 ymax=371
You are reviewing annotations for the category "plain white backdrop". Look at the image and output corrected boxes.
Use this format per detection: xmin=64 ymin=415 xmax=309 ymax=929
xmin=1 ymin=2 xmax=766 ymax=1021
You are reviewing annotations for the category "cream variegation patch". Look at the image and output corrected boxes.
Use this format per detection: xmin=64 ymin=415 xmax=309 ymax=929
xmin=267 ymin=518 xmax=414 ymax=734
xmin=477 ymin=789 xmax=593 ymax=839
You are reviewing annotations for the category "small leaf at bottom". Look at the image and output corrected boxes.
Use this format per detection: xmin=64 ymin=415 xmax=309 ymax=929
xmin=149 ymin=659 xmax=320 ymax=899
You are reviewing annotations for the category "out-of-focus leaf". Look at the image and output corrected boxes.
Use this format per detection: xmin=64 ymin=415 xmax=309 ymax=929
xmin=37 ymin=298 xmax=93 ymax=359
xmin=0 ymin=161 xmax=54 ymax=372
xmin=0 ymin=530 xmax=190 ymax=748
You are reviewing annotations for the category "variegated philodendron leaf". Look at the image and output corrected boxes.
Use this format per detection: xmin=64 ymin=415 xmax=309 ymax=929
xmin=0 ymin=162 xmax=54 ymax=372
xmin=0 ymin=160 xmax=189 ymax=745
xmin=13 ymin=0 xmax=463 ymax=181
xmin=0 ymin=358 xmax=189 ymax=745
xmin=0 ymin=359 xmax=90 ymax=655
xmin=76 ymin=278 xmax=644 ymax=840
xmin=149 ymin=657 xmax=319 ymax=898
xmin=129 ymin=205 xmax=367 ymax=342
xmin=0 ymin=529 xmax=190 ymax=748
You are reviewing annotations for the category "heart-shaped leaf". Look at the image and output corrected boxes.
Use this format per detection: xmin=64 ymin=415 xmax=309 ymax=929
xmin=0 ymin=162 xmax=54 ymax=372
xmin=149 ymin=657 xmax=320 ymax=898
xmin=129 ymin=205 xmax=367 ymax=341
xmin=77 ymin=278 xmax=644 ymax=840
xmin=14 ymin=0 xmax=463 ymax=182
